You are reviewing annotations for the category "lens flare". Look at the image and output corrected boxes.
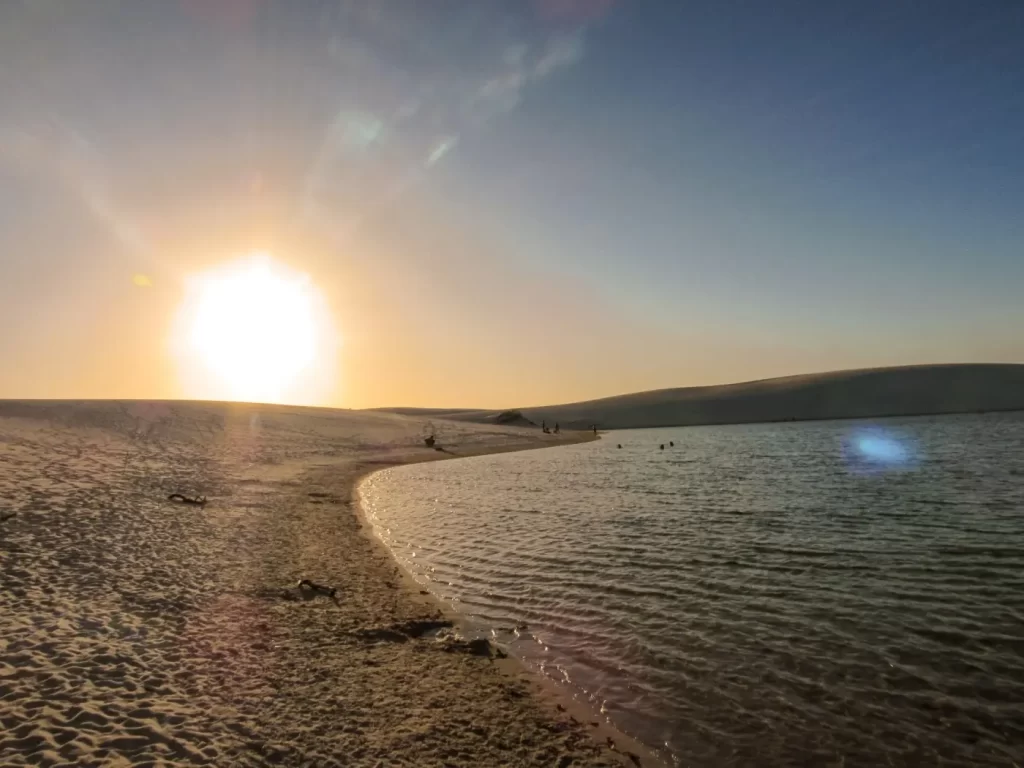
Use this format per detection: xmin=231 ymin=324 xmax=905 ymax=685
xmin=842 ymin=426 xmax=918 ymax=474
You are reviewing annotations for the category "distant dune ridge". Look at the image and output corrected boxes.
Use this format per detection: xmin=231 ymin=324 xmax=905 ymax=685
xmin=377 ymin=363 xmax=1024 ymax=430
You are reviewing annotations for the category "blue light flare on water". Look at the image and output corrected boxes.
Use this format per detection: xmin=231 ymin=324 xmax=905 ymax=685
xmin=842 ymin=426 xmax=919 ymax=473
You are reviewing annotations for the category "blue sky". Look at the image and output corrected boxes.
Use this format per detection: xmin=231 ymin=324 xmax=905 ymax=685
xmin=0 ymin=0 xmax=1021 ymax=406
xmin=449 ymin=1 xmax=1024 ymax=326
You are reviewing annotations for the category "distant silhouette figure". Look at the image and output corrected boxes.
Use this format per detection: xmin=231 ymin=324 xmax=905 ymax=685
xmin=659 ymin=444 xmax=664 ymax=450
xmin=592 ymin=424 xmax=598 ymax=435
xmin=669 ymin=441 xmax=674 ymax=447
xmin=424 ymin=435 xmax=436 ymax=448
xmin=554 ymin=423 xmax=560 ymax=434
xmin=617 ymin=444 xmax=622 ymax=449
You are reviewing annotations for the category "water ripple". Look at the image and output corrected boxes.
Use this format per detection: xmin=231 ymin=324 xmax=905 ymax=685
xmin=360 ymin=413 xmax=1024 ymax=766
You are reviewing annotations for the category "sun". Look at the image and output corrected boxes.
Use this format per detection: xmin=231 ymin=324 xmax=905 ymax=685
xmin=172 ymin=253 xmax=336 ymax=404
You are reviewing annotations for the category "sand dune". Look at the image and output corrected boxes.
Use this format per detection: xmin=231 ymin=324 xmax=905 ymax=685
xmin=378 ymin=363 xmax=1024 ymax=430
xmin=0 ymin=401 xmax=644 ymax=767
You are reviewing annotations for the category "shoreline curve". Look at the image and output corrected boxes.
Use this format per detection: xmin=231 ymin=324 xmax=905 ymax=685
xmin=0 ymin=399 xmax=656 ymax=767
xmin=352 ymin=437 xmax=664 ymax=768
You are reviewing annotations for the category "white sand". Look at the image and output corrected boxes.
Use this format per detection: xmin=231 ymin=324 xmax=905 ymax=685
xmin=0 ymin=400 xmax=653 ymax=767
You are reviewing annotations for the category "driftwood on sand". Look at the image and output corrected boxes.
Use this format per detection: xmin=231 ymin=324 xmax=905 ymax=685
xmin=167 ymin=493 xmax=207 ymax=506
xmin=298 ymin=578 xmax=338 ymax=598
xmin=1 ymin=400 xmax=637 ymax=768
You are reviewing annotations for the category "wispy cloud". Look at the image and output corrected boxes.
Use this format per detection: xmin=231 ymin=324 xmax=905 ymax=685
xmin=534 ymin=33 xmax=585 ymax=78
xmin=469 ymin=31 xmax=584 ymax=122
xmin=298 ymin=1 xmax=608 ymax=234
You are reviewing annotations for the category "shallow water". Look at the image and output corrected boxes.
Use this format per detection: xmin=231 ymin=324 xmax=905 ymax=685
xmin=360 ymin=413 xmax=1024 ymax=766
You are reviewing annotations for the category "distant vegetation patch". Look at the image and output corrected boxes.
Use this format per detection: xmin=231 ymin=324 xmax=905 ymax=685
xmin=494 ymin=410 xmax=535 ymax=427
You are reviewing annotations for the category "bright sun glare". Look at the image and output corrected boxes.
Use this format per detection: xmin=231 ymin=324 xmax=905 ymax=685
xmin=173 ymin=253 xmax=336 ymax=405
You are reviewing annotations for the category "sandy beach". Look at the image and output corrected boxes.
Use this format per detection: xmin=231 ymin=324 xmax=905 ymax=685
xmin=0 ymin=400 xmax=650 ymax=767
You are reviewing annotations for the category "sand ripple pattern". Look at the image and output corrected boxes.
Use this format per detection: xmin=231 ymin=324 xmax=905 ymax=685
xmin=362 ymin=413 xmax=1024 ymax=767
xmin=2 ymin=401 xmax=612 ymax=767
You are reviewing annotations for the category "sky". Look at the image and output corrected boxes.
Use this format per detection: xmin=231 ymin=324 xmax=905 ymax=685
xmin=0 ymin=0 xmax=1022 ymax=409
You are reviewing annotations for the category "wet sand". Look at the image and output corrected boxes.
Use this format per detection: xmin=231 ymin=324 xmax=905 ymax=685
xmin=0 ymin=400 xmax=652 ymax=767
